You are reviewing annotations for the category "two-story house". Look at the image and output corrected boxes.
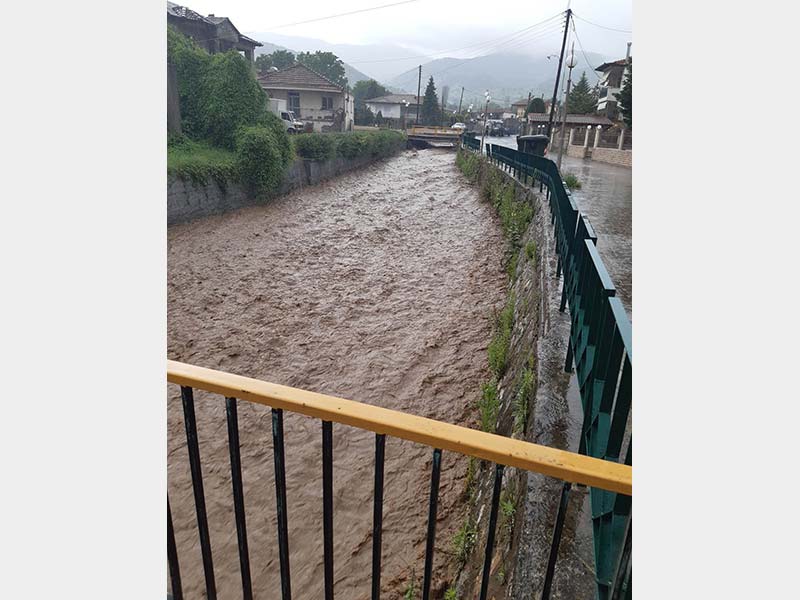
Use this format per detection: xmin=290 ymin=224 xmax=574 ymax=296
xmin=258 ymin=63 xmax=354 ymax=132
xmin=595 ymin=58 xmax=630 ymax=119
xmin=167 ymin=2 xmax=261 ymax=62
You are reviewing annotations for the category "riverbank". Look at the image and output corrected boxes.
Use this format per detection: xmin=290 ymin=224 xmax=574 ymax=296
xmin=168 ymin=130 xmax=407 ymax=225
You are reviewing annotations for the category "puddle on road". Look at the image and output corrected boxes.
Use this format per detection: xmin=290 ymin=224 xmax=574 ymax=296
xmin=168 ymin=150 xmax=507 ymax=599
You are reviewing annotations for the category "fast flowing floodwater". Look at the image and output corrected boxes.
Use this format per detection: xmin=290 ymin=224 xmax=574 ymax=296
xmin=168 ymin=150 xmax=507 ymax=599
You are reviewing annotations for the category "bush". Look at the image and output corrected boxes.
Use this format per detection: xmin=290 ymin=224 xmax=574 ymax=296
xmin=168 ymin=27 xmax=212 ymax=139
xmin=199 ymin=51 xmax=273 ymax=149
xmin=236 ymin=125 xmax=291 ymax=195
xmin=513 ymin=366 xmax=535 ymax=435
xmin=293 ymin=133 xmax=336 ymax=160
xmin=563 ymin=172 xmax=581 ymax=189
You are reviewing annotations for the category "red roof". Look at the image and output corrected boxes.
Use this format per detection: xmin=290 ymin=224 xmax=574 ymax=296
xmin=257 ymin=63 xmax=343 ymax=93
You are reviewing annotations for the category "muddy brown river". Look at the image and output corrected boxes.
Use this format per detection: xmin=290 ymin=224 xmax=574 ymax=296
xmin=168 ymin=150 xmax=507 ymax=599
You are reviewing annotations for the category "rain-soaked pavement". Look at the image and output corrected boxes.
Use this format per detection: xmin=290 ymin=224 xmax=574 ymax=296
xmin=168 ymin=150 xmax=508 ymax=599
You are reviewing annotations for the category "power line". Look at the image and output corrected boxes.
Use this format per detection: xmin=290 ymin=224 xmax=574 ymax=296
xmin=570 ymin=20 xmax=602 ymax=82
xmin=573 ymin=13 xmax=632 ymax=34
xmin=348 ymin=12 xmax=562 ymax=65
xmin=269 ymin=0 xmax=422 ymax=30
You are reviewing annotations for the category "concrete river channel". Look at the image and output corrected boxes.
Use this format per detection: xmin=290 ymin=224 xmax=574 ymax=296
xmin=167 ymin=145 xmax=632 ymax=599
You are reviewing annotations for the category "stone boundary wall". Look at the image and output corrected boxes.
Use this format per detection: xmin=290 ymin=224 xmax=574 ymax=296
xmin=591 ymin=147 xmax=632 ymax=167
xmin=566 ymin=144 xmax=588 ymax=159
xmin=168 ymin=153 xmax=379 ymax=225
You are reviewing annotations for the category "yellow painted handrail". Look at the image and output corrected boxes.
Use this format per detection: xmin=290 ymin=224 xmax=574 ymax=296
xmin=168 ymin=360 xmax=632 ymax=496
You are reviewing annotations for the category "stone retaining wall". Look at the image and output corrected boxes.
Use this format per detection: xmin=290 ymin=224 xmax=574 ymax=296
xmin=591 ymin=147 xmax=632 ymax=167
xmin=168 ymin=153 xmax=380 ymax=225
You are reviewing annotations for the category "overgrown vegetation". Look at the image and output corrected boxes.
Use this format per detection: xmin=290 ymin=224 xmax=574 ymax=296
xmin=452 ymin=518 xmax=478 ymax=569
xmin=525 ymin=240 xmax=537 ymax=262
xmin=167 ymin=136 xmax=238 ymax=187
xmin=563 ymin=172 xmax=582 ymax=189
xmin=403 ymin=572 xmax=418 ymax=600
xmin=455 ymin=150 xmax=481 ymax=182
xmin=513 ymin=362 xmax=535 ymax=435
xmin=487 ymin=294 xmax=515 ymax=379
xmin=444 ymin=587 xmax=458 ymax=600
xmin=292 ymin=130 xmax=407 ymax=161
xmin=478 ymin=379 xmax=500 ymax=433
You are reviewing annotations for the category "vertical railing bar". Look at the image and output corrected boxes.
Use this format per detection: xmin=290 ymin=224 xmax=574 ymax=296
xmin=272 ymin=407 xmax=292 ymax=600
xmin=226 ymin=397 xmax=252 ymax=600
xmin=167 ymin=497 xmax=183 ymax=600
xmin=322 ymin=420 xmax=334 ymax=600
xmin=180 ymin=385 xmax=217 ymax=600
xmin=421 ymin=448 xmax=443 ymax=600
xmin=478 ymin=464 xmax=505 ymax=600
xmin=371 ymin=434 xmax=386 ymax=600
xmin=540 ymin=482 xmax=572 ymax=600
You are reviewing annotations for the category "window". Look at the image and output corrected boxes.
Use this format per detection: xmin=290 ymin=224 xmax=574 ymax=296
xmin=288 ymin=92 xmax=300 ymax=113
xmin=322 ymin=96 xmax=334 ymax=110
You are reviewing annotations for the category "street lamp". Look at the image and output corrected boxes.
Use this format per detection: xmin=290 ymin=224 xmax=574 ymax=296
xmin=557 ymin=43 xmax=577 ymax=170
xmin=481 ymin=90 xmax=491 ymax=154
xmin=402 ymin=100 xmax=410 ymax=131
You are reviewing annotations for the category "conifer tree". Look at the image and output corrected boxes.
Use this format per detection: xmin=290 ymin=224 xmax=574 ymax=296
xmin=566 ymin=72 xmax=597 ymax=114
xmin=420 ymin=76 xmax=441 ymax=125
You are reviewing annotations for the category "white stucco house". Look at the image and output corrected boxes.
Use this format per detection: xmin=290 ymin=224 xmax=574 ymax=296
xmin=364 ymin=94 xmax=421 ymax=127
xmin=258 ymin=63 xmax=354 ymax=132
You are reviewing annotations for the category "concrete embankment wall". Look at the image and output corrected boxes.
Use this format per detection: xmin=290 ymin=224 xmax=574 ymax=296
xmin=168 ymin=153 xmax=378 ymax=225
xmin=453 ymin=152 xmax=590 ymax=600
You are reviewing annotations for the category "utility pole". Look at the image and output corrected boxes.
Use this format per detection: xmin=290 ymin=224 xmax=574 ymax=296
xmin=557 ymin=43 xmax=576 ymax=169
xmin=415 ymin=65 xmax=422 ymax=126
xmin=457 ymin=86 xmax=464 ymax=116
xmin=524 ymin=91 xmax=531 ymax=135
xmin=480 ymin=90 xmax=491 ymax=154
xmin=547 ymin=7 xmax=572 ymax=138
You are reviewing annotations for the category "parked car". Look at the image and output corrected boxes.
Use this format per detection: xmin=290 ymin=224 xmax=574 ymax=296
xmin=451 ymin=122 xmax=466 ymax=131
xmin=485 ymin=119 xmax=506 ymax=136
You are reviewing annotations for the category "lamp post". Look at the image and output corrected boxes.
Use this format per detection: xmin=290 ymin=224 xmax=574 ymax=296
xmin=480 ymin=90 xmax=491 ymax=154
xmin=402 ymin=100 xmax=409 ymax=131
xmin=557 ymin=43 xmax=576 ymax=170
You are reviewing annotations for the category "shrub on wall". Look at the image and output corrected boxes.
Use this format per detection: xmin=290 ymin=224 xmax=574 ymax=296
xmin=292 ymin=133 xmax=336 ymax=160
xmin=236 ymin=126 xmax=291 ymax=195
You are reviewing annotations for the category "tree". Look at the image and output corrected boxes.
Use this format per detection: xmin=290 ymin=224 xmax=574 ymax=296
xmin=566 ymin=72 xmax=597 ymax=114
xmin=527 ymin=97 xmax=546 ymax=114
xmin=617 ymin=60 xmax=632 ymax=127
xmin=352 ymin=79 xmax=388 ymax=125
xmin=420 ymin=76 xmax=441 ymax=126
xmin=255 ymin=49 xmax=296 ymax=74
xmin=297 ymin=51 xmax=347 ymax=87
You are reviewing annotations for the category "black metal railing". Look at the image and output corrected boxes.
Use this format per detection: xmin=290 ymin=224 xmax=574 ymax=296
xmin=167 ymin=360 xmax=631 ymax=600
xmin=464 ymin=141 xmax=632 ymax=600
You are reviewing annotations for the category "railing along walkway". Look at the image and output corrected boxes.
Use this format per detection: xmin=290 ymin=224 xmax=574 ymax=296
xmin=464 ymin=141 xmax=632 ymax=600
xmin=167 ymin=360 xmax=631 ymax=600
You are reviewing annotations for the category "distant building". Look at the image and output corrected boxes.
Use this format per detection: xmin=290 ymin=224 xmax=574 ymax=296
xmin=258 ymin=63 xmax=354 ymax=132
xmin=595 ymin=58 xmax=630 ymax=120
xmin=511 ymin=98 xmax=529 ymax=118
xmin=364 ymin=94 xmax=421 ymax=126
xmin=167 ymin=2 xmax=261 ymax=62
xmin=526 ymin=113 xmax=613 ymax=130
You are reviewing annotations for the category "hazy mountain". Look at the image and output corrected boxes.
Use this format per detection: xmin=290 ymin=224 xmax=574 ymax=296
xmin=247 ymin=32 xmax=424 ymax=84
xmin=388 ymin=51 xmax=609 ymax=109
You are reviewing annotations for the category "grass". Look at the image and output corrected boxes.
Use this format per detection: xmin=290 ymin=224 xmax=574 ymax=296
xmin=455 ymin=149 xmax=482 ymax=182
xmin=452 ymin=518 xmax=478 ymax=569
xmin=445 ymin=588 xmax=458 ymax=600
xmin=525 ymin=240 xmax=537 ymax=262
xmin=563 ymin=172 xmax=582 ymax=189
xmin=478 ymin=379 xmax=499 ymax=433
xmin=167 ymin=136 xmax=238 ymax=187
xmin=403 ymin=572 xmax=417 ymax=600
xmin=512 ymin=365 xmax=535 ymax=435
xmin=488 ymin=294 xmax=515 ymax=378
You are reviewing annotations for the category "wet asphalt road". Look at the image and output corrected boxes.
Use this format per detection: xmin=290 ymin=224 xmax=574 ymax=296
xmin=481 ymin=135 xmax=632 ymax=317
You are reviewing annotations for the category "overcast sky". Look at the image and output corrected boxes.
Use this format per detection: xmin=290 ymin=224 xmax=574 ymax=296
xmin=181 ymin=0 xmax=632 ymax=59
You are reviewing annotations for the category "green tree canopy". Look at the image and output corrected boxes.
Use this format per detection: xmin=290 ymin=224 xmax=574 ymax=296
xmin=566 ymin=72 xmax=597 ymax=114
xmin=617 ymin=60 xmax=632 ymax=127
xmin=527 ymin=97 xmax=546 ymax=113
xmin=297 ymin=51 xmax=347 ymax=87
xmin=420 ymin=76 xmax=441 ymax=126
xmin=255 ymin=49 xmax=296 ymax=74
xmin=352 ymin=79 xmax=388 ymax=125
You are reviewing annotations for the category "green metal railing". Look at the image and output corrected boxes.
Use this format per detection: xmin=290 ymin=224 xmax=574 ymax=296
xmin=464 ymin=141 xmax=632 ymax=600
